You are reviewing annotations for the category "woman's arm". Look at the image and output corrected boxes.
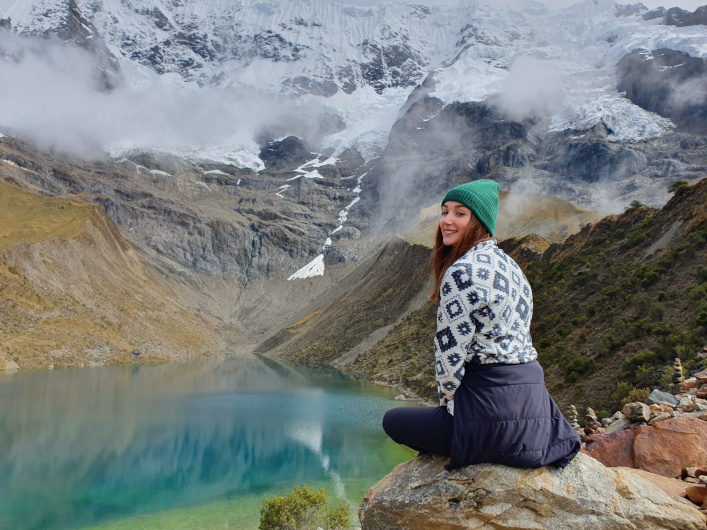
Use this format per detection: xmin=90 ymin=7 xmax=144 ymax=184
xmin=434 ymin=262 xmax=480 ymax=409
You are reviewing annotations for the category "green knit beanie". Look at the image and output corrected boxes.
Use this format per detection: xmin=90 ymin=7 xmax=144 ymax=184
xmin=442 ymin=180 xmax=500 ymax=236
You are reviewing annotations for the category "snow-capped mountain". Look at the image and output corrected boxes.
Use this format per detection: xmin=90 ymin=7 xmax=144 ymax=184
xmin=2 ymin=0 xmax=706 ymax=161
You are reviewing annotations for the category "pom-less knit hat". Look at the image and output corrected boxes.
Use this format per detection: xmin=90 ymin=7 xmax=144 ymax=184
xmin=442 ymin=179 xmax=500 ymax=236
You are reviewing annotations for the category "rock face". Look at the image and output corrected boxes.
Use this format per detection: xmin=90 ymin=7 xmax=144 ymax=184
xmin=583 ymin=419 xmax=707 ymax=479
xmin=359 ymin=453 xmax=706 ymax=529
xmin=617 ymin=48 xmax=707 ymax=133
xmin=367 ymin=88 xmax=707 ymax=229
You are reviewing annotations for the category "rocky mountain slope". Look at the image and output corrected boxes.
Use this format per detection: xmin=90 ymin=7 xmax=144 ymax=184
xmin=0 ymin=133 xmax=382 ymax=358
xmin=528 ymin=178 xmax=707 ymax=415
xmin=0 ymin=178 xmax=221 ymax=370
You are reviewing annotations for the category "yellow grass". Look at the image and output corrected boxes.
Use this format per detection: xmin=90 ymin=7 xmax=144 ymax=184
xmin=286 ymin=309 xmax=323 ymax=332
xmin=0 ymin=180 xmax=91 ymax=249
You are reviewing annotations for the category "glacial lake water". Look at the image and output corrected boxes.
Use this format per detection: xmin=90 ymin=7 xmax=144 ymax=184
xmin=0 ymin=356 xmax=415 ymax=530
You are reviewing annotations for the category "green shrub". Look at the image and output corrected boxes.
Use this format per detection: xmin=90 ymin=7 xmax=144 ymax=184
xmin=594 ymin=333 xmax=625 ymax=356
xmin=623 ymin=350 xmax=657 ymax=370
xmin=621 ymin=387 xmax=651 ymax=407
xmin=570 ymin=314 xmax=588 ymax=326
xmin=259 ymin=485 xmax=349 ymax=530
xmin=561 ymin=353 xmax=595 ymax=381
xmin=687 ymin=283 xmax=707 ymax=303
xmin=611 ymin=382 xmax=635 ymax=402
xmin=668 ymin=180 xmax=689 ymax=193
xmin=659 ymin=373 xmax=673 ymax=390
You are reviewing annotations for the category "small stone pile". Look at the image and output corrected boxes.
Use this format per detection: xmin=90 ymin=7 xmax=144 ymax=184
xmin=566 ymin=404 xmax=581 ymax=430
xmin=673 ymin=357 xmax=686 ymax=393
xmin=584 ymin=407 xmax=603 ymax=435
xmin=569 ymin=368 xmax=707 ymax=441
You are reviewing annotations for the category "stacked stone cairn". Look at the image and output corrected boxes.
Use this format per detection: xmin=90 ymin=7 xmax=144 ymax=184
xmin=584 ymin=407 xmax=603 ymax=435
xmin=566 ymin=405 xmax=581 ymax=431
xmin=672 ymin=357 xmax=686 ymax=394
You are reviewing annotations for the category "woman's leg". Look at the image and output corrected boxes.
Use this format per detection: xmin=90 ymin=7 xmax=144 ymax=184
xmin=382 ymin=406 xmax=454 ymax=457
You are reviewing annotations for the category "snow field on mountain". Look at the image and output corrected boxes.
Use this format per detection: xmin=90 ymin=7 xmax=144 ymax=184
xmin=288 ymin=253 xmax=325 ymax=280
xmin=3 ymin=0 xmax=707 ymax=162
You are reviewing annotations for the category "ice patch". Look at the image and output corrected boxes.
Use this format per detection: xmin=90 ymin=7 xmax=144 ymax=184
xmin=276 ymin=184 xmax=290 ymax=198
xmin=107 ymin=142 xmax=265 ymax=173
xmin=288 ymin=254 xmax=325 ymax=280
xmin=1 ymin=159 xmax=19 ymax=167
xmin=287 ymin=169 xmax=324 ymax=181
xmin=338 ymin=196 xmax=360 ymax=224
xmin=203 ymin=169 xmax=231 ymax=176
xmin=311 ymin=157 xmax=337 ymax=168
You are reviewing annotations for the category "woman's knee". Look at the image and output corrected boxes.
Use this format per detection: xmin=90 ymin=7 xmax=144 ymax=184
xmin=382 ymin=408 xmax=403 ymax=438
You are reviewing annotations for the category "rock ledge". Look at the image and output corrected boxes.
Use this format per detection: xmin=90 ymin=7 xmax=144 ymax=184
xmin=359 ymin=453 xmax=706 ymax=529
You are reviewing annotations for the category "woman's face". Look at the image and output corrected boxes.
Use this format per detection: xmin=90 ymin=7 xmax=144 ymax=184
xmin=440 ymin=200 xmax=472 ymax=246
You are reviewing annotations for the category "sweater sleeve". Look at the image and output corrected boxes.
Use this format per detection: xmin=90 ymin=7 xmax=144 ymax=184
xmin=434 ymin=262 xmax=479 ymax=410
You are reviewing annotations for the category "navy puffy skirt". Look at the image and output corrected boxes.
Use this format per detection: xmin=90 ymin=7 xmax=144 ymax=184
xmin=448 ymin=360 xmax=581 ymax=470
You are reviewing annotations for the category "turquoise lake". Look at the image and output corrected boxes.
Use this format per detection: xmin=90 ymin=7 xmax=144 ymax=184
xmin=0 ymin=356 xmax=415 ymax=529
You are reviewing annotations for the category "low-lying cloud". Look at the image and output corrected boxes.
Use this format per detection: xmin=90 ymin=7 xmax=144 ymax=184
xmin=490 ymin=55 xmax=566 ymax=122
xmin=0 ymin=31 xmax=332 ymax=160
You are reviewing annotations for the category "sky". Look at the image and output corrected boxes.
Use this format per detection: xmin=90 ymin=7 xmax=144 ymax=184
xmin=339 ymin=0 xmax=707 ymax=11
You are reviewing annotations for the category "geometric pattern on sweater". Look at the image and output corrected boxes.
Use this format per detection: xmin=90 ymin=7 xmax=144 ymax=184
xmin=434 ymin=240 xmax=538 ymax=415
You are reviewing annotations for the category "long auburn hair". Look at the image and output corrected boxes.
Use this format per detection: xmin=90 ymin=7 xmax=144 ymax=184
xmin=430 ymin=213 xmax=491 ymax=302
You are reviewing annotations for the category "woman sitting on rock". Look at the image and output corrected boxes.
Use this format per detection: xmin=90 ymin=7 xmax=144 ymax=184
xmin=383 ymin=180 xmax=581 ymax=470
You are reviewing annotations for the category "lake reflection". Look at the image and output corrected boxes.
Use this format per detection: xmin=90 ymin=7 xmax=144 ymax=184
xmin=0 ymin=356 xmax=414 ymax=530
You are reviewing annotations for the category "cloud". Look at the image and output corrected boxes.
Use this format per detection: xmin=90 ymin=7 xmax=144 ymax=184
xmin=668 ymin=74 xmax=707 ymax=108
xmin=0 ymin=31 xmax=335 ymax=160
xmin=489 ymin=55 xmax=566 ymax=122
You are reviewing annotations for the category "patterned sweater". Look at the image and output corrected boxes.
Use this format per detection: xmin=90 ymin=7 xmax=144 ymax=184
xmin=434 ymin=240 xmax=538 ymax=415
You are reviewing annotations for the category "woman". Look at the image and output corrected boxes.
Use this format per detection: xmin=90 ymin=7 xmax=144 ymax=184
xmin=383 ymin=179 xmax=580 ymax=470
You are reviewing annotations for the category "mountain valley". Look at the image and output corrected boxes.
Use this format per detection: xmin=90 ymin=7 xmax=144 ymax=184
xmin=0 ymin=0 xmax=706 ymax=421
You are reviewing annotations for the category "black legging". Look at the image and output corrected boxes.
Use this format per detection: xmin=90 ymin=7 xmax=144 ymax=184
xmin=382 ymin=405 xmax=454 ymax=457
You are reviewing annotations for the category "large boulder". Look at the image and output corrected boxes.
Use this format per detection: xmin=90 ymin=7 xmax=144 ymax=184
xmin=616 ymin=467 xmax=690 ymax=499
xmin=359 ymin=453 xmax=705 ymax=529
xmin=583 ymin=418 xmax=707 ymax=478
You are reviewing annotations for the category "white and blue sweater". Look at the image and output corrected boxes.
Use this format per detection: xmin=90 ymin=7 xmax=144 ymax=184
xmin=434 ymin=240 xmax=538 ymax=415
